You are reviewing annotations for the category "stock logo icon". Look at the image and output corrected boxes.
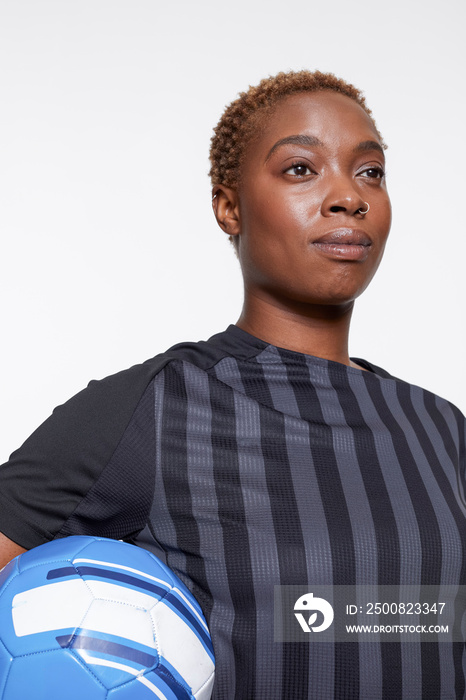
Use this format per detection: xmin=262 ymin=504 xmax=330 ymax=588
xmin=294 ymin=592 xmax=334 ymax=633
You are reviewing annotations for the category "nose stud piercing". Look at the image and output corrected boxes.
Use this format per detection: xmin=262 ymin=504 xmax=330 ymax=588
xmin=358 ymin=202 xmax=370 ymax=215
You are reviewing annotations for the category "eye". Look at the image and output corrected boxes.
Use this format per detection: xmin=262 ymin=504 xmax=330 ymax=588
xmin=359 ymin=166 xmax=385 ymax=180
xmin=284 ymin=162 xmax=314 ymax=178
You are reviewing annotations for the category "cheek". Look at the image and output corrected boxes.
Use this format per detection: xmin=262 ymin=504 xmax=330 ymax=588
xmin=377 ymin=193 xmax=392 ymax=235
xmin=239 ymin=231 xmax=283 ymax=283
xmin=241 ymin=196 xmax=310 ymax=255
xmin=238 ymin=194 xmax=318 ymax=287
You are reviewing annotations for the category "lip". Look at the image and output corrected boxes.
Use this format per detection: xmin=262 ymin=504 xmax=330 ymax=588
xmin=312 ymin=228 xmax=372 ymax=261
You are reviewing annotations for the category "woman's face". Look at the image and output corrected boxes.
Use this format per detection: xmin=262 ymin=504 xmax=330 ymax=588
xmin=234 ymin=91 xmax=392 ymax=310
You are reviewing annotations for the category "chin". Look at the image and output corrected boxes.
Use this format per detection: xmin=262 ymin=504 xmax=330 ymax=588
xmin=316 ymin=275 xmax=377 ymax=306
xmin=296 ymin=284 xmax=368 ymax=307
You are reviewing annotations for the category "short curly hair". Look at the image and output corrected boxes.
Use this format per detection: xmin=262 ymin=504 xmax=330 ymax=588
xmin=209 ymin=69 xmax=385 ymax=188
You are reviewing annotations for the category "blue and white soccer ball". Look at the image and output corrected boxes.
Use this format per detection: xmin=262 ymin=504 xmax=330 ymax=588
xmin=0 ymin=536 xmax=215 ymax=699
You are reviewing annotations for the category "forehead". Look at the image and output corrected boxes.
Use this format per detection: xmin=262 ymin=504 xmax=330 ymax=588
xmin=245 ymin=91 xmax=381 ymax=160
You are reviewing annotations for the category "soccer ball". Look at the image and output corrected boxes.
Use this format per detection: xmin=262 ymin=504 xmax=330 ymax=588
xmin=0 ymin=536 xmax=215 ymax=699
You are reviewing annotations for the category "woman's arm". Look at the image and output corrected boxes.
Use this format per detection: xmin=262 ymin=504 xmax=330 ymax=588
xmin=0 ymin=531 xmax=26 ymax=570
xmin=0 ymin=356 xmax=167 ymax=557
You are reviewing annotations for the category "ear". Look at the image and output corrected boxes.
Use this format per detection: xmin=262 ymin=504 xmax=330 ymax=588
xmin=211 ymin=185 xmax=240 ymax=237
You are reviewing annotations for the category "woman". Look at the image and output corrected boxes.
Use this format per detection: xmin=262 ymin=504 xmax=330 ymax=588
xmin=0 ymin=70 xmax=464 ymax=699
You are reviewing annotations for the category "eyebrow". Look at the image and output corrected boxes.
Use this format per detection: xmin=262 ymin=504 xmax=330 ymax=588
xmin=265 ymin=134 xmax=324 ymax=161
xmin=353 ymin=140 xmax=385 ymax=156
xmin=265 ymin=135 xmax=386 ymax=163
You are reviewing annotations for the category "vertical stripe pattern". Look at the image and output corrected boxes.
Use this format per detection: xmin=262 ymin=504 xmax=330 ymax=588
xmin=137 ymin=326 xmax=465 ymax=700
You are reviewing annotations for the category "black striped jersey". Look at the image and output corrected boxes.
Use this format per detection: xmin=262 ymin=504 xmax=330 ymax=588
xmin=0 ymin=325 xmax=465 ymax=699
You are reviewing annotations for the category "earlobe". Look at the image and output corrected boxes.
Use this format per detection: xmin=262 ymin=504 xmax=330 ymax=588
xmin=212 ymin=185 xmax=240 ymax=237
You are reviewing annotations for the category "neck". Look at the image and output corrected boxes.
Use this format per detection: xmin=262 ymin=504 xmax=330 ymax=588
xmin=237 ymin=292 xmax=359 ymax=368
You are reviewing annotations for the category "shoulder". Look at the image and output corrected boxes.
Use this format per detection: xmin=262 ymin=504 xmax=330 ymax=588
xmin=4 ymin=328 xmax=238 ymax=479
xmin=0 ymin=333 xmax=233 ymax=548
xmin=62 ymin=331 xmax=233 ymax=411
xmin=353 ymin=356 xmax=466 ymax=443
xmin=90 ymin=328 xmax=238 ymax=391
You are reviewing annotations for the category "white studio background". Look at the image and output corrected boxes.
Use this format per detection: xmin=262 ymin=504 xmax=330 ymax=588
xmin=0 ymin=0 xmax=465 ymax=462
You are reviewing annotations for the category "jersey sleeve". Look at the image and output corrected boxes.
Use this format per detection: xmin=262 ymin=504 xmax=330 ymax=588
xmin=0 ymin=355 xmax=170 ymax=550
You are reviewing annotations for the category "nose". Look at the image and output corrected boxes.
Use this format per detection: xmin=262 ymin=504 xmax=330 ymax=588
xmin=321 ymin=178 xmax=366 ymax=217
